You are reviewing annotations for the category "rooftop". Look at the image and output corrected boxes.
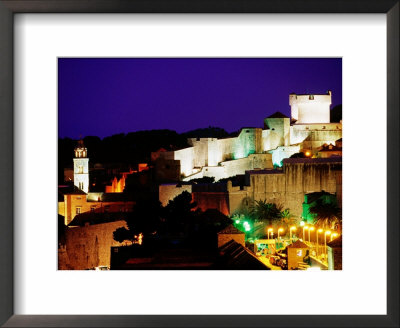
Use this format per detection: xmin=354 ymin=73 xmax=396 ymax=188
xmin=246 ymin=169 xmax=284 ymax=175
xmin=217 ymin=240 xmax=269 ymax=270
xmin=68 ymin=211 xmax=130 ymax=227
xmin=327 ymin=236 xmax=342 ymax=248
xmin=283 ymin=157 xmax=342 ymax=164
xmin=266 ymin=111 xmax=289 ymax=119
xmin=287 ymin=240 xmax=309 ymax=249
xmin=218 ymin=224 xmax=244 ymax=235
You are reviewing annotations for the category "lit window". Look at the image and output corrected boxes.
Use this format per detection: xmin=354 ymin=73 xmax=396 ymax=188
xmin=76 ymin=207 xmax=81 ymax=214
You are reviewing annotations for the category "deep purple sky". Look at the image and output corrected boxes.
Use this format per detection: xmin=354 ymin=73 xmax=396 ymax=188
xmin=58 ymin=58 xmax=342 ymax=139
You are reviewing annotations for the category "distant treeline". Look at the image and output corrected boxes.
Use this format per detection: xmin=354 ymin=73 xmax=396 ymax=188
xmin=58 ymin=126 xmax=238 ymax=173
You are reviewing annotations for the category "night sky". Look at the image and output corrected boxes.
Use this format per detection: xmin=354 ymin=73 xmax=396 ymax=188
xmin=58 ymin=58 xmax=342 ymax=139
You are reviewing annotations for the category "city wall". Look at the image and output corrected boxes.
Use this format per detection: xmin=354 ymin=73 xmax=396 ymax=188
xmin=290 ymin=123 xmax=342 ymax=149
xmin=58 ymin=220 xmax=127 ymax=270
xmin=159 ymin=184 xmax=192 ymax=207
xmin=228 ymin=159 xmax=342 ymax=217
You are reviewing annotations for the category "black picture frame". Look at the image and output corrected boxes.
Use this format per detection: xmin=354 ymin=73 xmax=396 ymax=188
xmin=0 ymin=1 xmax=398 ymax=327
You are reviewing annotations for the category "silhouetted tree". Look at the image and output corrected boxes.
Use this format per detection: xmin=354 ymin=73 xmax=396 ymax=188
xmin=309 ymin=200 xmax=342 ymax=231
xmin=113 ymin=198 xmax=163 ymax=244
xmin=164 ymin=191 xmax=197 ymax=233
xmin=330 ymin=104 xmax=342 ymax=123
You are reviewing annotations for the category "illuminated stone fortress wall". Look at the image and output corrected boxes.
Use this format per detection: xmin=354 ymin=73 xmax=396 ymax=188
xmin=155 ymin=91 xmax=342 ymax=181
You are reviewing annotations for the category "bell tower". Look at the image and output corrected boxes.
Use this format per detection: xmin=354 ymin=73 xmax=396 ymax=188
xmin=73 ymin=139 xmax=89 ymax=193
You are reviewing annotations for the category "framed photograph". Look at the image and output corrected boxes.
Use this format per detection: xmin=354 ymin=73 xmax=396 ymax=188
xmin=0 ymin=1 xmax=398 ymax=327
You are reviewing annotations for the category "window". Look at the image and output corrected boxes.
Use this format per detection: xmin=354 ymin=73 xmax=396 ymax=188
xmin=309 ymin=95 xmax=314 ymax=100
xmin=76 ymin=207 xmax=81 ymax=215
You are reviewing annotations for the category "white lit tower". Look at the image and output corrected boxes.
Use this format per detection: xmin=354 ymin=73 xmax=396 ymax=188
xmin=73 ymin=139 xmax=89 ymax=193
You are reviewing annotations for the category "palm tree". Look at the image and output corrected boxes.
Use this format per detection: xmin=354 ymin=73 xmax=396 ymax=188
xmin=309 ymin=199 xmax=342 ymax=232
xmin=251 ymin=200 xmax=281 ymax=226
xmin=279 ymin=208 xmax=297 ymax=233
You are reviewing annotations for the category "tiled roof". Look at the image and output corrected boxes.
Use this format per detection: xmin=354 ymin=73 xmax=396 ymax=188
xmin=58 ymin=185 xmax=87 ymax=195
xmin=327 ymin=236 xmax=342 ymax=248
xmin=68 ymin=212 xmax=130 ymax=227
xmin=218 ymin=240 xmax=269 ymax=270
xmin=218 ymin=224 xmax=244 ymax=235
xmin=287 ymin=240 xmax=309 ymax=248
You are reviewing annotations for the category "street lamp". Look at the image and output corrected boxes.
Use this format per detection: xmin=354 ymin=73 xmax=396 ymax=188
xmin=267 ymin=228 xmax=273 ymax=240
xmin=303 ymin=225 xmax=309 ymax=241
xmin=317 ymin=228 xmax=323 ymax=257
xmin=330 ymin=232 xmax=339 ymax=242
xmin=278 ymin=227 xmax=284 ymax=240
xmin=324 ymin=230 xmax=331 ymax=260
xmin=308 ymin=226 xmax=315 ymax=243
xmin=289 ymin=226 xmax=297 ymax=242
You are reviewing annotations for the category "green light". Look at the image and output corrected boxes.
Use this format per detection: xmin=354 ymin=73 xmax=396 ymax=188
xmin=243 ymin=221 xmax=251 ymax=232
xmin=235 ymin=219 xmax=240 ymax=224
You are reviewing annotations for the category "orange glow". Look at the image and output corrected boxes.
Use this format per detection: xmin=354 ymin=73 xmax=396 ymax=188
xmin=138 ymin=163 xmax=149 ymax=172
xmin=305 ymin=151 xmax=311 ymax=157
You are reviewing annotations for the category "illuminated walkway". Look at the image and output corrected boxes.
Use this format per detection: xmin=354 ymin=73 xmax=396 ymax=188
xmin=257 ymin=256 xmax=282 ymax=270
